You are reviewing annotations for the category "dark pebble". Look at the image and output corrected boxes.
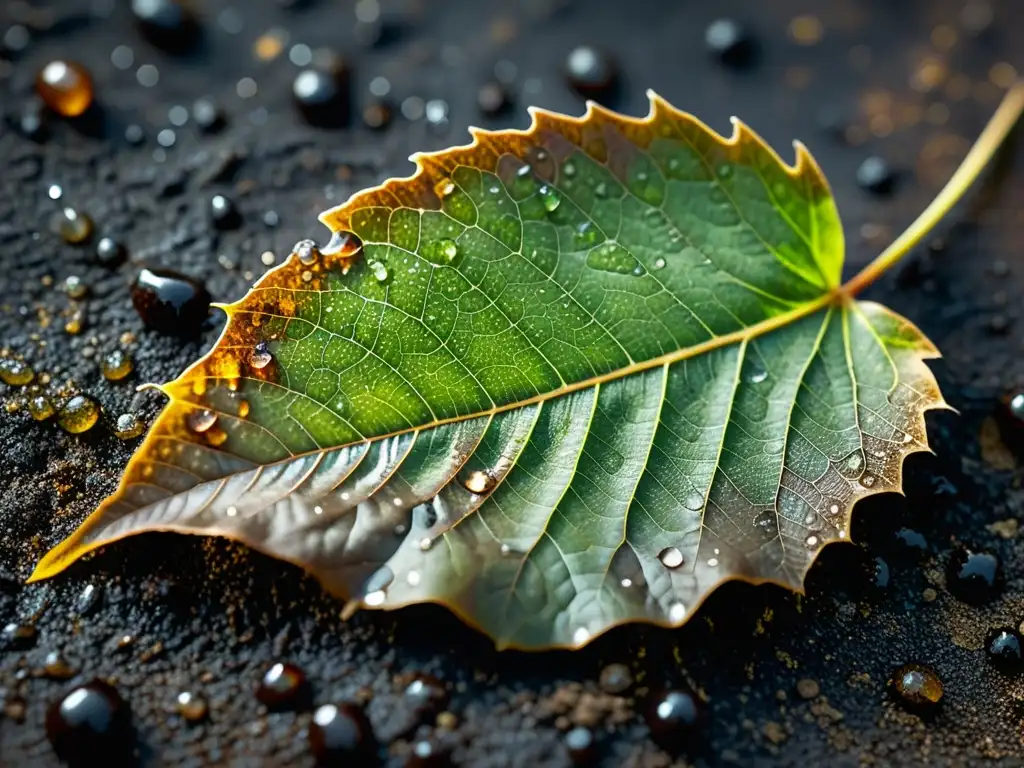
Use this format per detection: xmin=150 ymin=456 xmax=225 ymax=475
xmin=889 ymin=662 xmax=942 ymax=716
xmin=263 ymin=210 xmax=280 ymax=228
xmin=362 ymin=100 xmax=392 ymax=131
xmin=872 ymin=556 xmax=890 ymax=588
xmin=209 ymin=194 xmax=241 ymax=230
xmin=45 ymin=679 xmax=133 ymax=766
xmin=598 ymin=663 xmax=633 ymax=694
xmin=192 ymin=97 xmax=224 ymax=133
xmin=95 ymin=237 xmax=126 ymax=267
xmin=645 ymin=689 xmax=703 ymax=753
xmin=256 ymin=662 xmax=311 ymax=711
xmin=564 ymin=726 xmax=597 ymax=764
xmin=947 ymin=546 xmax=1003 ymax=604
xmin=309 ymin=703 xmax=376 ymax=766
xmin=403 ymin=673 xmax=449 ymax=716
xmin=988 ymin=313 xmax=1010 ymax=335
xmin=477 ymin=81 xmax=512 ymax=117
xmin=986 ymin=628 xmax=1023 ymax=671
xmin=565 ymin=46 xmax=618 ymax=101
xmin=856 ymin=156 xmax=896 ymax=195
xmin=2 ymin=622 xmax=37 ymax=650
xmin=705 ymin=18 xmax=755 ymax=68
xmin=997 ymin=391 xmax=1024 ymax=453
xmin=130 ymin=267 xmax=211 ymax=335
xmin=124 ymin=124 xmax=145 ymax=145
xmin=131 ymin=0 xmax=198 ymax=53
xmin=293 ymin=55 xmax=351 ymax=128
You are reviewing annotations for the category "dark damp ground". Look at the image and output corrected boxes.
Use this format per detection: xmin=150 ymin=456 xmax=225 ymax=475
xmin=1 ymin=0 xmax=1023 ymax=765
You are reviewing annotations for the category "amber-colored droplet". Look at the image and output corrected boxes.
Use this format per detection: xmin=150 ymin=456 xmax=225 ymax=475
xmin=0 ymin=358 xmax=35 ymax=386
xmin=238 ymin=400 xmax=250 ymax=417
xmin=434 ymin=177 xmax=456 ymax=198
xmin=462 ymin=470 xmax=494 ymax=495
xmin=321 ymin=230 xmax=363 ymax=261
xmin=100 ymin=350 xmax=133 ymax=381
xmin=186 ymin=408 xmax=217 ymax=433
xmin=28 ymin=394 xmax=56 ymax=421
xmin=57 ymin=395 xmax=100 ymax=434
xmin=52 ymin=208 xmax=94 ymax=244
xmin=36 ymin=60 xmax=94 ymax=117
xmin=205 ymin=426 xmax=228 ymax=446
xmin=114 ymin=413 xmax=145 ymax=440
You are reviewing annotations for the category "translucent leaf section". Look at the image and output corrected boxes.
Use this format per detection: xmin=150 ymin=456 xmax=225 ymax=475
xmin=31 ymin=93 xmax=945 ymax=650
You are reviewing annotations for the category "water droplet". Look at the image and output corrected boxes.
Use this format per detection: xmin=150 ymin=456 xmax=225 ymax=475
xmin=101 ymin=349 xmax=133 ymax=381
xmin=805 ymin=534 xmax=819 ymax=548
xmin=176 ymin=691 xmax=208 ymax=723
xmin=52 ymin=207 xmax=94 ymax=244
xmin=462 ymin=470 xmax=495 ymax=495
xmin=683 ymin=491 xmax=704 ymax=511
xmin=0 ymin=359 xmax=35 ymax=386
xmin=745 ymin=364 xmax=768 ymax=384
xmin=620 ymin=577 xmax=632 ymax=588
xmin=438 ymin=238 xmax=459 ymax=263
xmin=28 ymin=394 xmax=55 ymax=421
xmin=226 ymin=506 xmax=238 ymax=517
xmin=572 ymin=627 xmax=590 ymax=645
xmin=562 ymin=161 xmax=577 ymax=178
xmin=986 ymin=627 xmax=1023 ymax=671
xmin=114 ymin=412 xmax=145 ymax=439
xmin=861 ymin=474 xmax=875 ymax=487
xmin=717 ymin=164 xmax=732 ymax=178
xmin=539 ymin=184 xmax=561 ymax=212
xmin=902 ymin=433 xmax=913 ymax=444
xmin=599 ymin=663 xmax=633 ymax=694
xmin=828 ymin=502 xmax=840 ymax=516
xmin=594 ymin=182 xmax=609 ymax=198
xmin=309 ymin=703 xmax=376 ymax=764
xmin=256 ymin=662 xmax=310 ymax=711
xmin=363 ymin=590 xmax=386 ymax=606
xmin=419 ymin=537 xmax=433 ymax=551
xmin=186 ymin=408 xmax=217 ymax=434
xmin=435 ymin=177 xmax=455 ymax=198
xmin=313 ymin=505 xmax=323 ymax=515
xmin=846 ymin=453 xmax=863 ymax=471
xmin=587 ymin=243 xmax=643 ymax=275
xmin=889 ymin=663 xmax=942 ymax=715
xmin=57 ymin=395 xmax=100 ymax=434
xmin=294 ymin=238 xmax=319 ymax=265
xmin=668 ymin=601 xmax=686 ymax=623
xmin=46 ymin=679 xmax=132 ymax=763
xmin=947 ymin=546 xmax=1003 ymax=604
xmin=250 ymin=341 xmax=273 ymax=370
xmin=406 ymin=570 xmax=421 ymax=586
xmin=765 ymin=439 xmax=785 ymax=455
xmin=75 ymin=584 xmax=101 ymax=616
xmin=500 ymin=543 xmax=512 ymax=556
xmin=131 ymin=267 xmax=211 ymax=335
xmin=322 ymin=230 xmax=364 ymax=261
xmin=646 ymin=689 xmax=703 ymax=752
xmin=707 ymin=557 xmax=719 ymax=567
xmin=658 ymin=546 xmax=684 ymax=569
xmin=368 ymin=259 xmax=389 ymax=282
xmin=654 ymin=257 xmax=666 ymax=270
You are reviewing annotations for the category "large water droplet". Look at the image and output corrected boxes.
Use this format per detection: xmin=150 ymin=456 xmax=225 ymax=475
xmin=250 ymin=341 xmax=272 ymax=369
xmin=805 ymin=534 xmax=819 ymax=548
xmin=658 ymin=546 xmax=684 ymax=569
xmin=462 ymin=470 xmax=495 ymax=495
xmin=186 ymin=408 xmax=217 ymax=433
xmin=586 ymin=243 xmax=643 ymax=276
xmin=539 ymin=184 xmax=561 ymax=212
xmin=293 ymin=238 xmax=319 ymax=265
xmin=683 ymin=491 xmax=704 ymax=511
xmin=321 ymin=230 xmax=363 ymax=260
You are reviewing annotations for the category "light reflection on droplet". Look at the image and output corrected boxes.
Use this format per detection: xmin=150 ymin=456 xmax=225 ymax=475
xmin=364 ymin=590 xmax=386 ymax=606
xmin=657 ymin=546 xmax=684 ymax=569
xmin=668 ymin=601 xmax=686 ymax=623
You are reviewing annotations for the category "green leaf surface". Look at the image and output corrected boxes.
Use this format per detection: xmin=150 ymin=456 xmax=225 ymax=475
xmin=33 ymin=93 xmax=945 ymax=649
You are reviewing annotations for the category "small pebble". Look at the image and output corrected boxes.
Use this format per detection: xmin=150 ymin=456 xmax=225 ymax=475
xmin=131 ymin=267 xmax=211 ymax=335
xmin=645 ymin=689 xmax=703 ymax=753
xmin=132 ymin=0 xmax=198 ymax=53
xmin=705 ymin=19 xmax=755 ymax=67
xmin=795 ymin=678 xmax=820 ymax=699
xmin=45 ymin=679 xmax=132 ymax=765
xmin=209 ymin=194 xmax=241 ymax=230
xmin=36 ymin=60 xmax=94 ymax=117
xmin=477 ymin=81 xmax=512 ymax=117
xmin=565 ymin=46 xmax=618 ymax=101
xmin=293 ymin=55 xmax=351 ymax=128
xmin=309 ymin=703 xmax=376 ymax=765
xmin=856 ymin=156 xmax=896 ymax=195
xmin=257 ymin=662 xmax=310 ymax=711
xmin=95 ymin=237 xmax=126 ymax=267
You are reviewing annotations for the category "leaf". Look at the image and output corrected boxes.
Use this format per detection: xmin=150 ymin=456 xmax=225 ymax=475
xmin=29 ymin=91 xmax=959 ymax=650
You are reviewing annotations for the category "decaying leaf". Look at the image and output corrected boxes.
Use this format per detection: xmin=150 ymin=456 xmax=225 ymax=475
xmin=31 ymin=88 xmax=1023 ymax=650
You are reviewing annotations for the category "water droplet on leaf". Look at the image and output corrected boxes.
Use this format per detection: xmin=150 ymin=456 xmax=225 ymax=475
xmin=186 ymin=408 xmax=217 ymax=434
xmin=539 ymin=184 xmax=561 ymax=212
xmin=658 ymin=546 xmax=684 ymax=569
xmin=57 ymin=395 xmax=99 ymax=434
xmin=294 ymin=239 xmax=319 ymax=265
xmin=368 ymin=260 xmax=389 ymax=282
xmin=250 ymin=341 xmax=273 ymax=370
xmin=462 ymin=470 xmax=494 ymax=495
xmin=101 ymin=350 xmax=133 ymax=381
xmin=0 ymin=359 xmax=35 ymax=386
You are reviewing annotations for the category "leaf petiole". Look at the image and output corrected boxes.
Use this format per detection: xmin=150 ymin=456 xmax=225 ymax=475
xmin=842 ymin=80 xmax=1024 ymax=297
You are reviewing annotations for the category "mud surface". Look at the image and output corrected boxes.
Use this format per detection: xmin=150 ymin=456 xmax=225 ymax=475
xmin=1 ymin=0 xmax=1023 ymax=765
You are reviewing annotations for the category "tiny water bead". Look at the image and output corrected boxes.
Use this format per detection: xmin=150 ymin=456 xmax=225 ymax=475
xmin=131 ymin=267 xmax=211 ymax=335
xmin=293 ymin=56 xmax=352 ymax=128
xmin=435 ymin=178 xmax=456 ymax=198
xmin=657 ymin=546 xmax=684 ymax=569
xmin=28 ymin=394 xmax=56 ymax=421
xmin=986 ymin=628 xmax=1023 ymax=671
xmin=368 ymin=260 xmax=389 ymax=282
xmin=250 ymin=341 xmax=273 ymax=369
xmin=209 ymin=194 xmax=241 ymax=230
xmin=101 ymin=350 xmax=133 ymax=381
xmin=462 ymin=470 xmax=494 ymax=495
xmin=438 ymin=239 xmax=459 ymax=263
xmin=322 ymin=230 xmax=365 ymax=261
xmin=175 ymin=691 xmax=208 ymax=723
xmin=565 ymin=46 xmax=618 ymax=101
xmin=95 ymin=237 xmax=126 ymax=268
xmin=114 ymin=413 xmax=145 ymax=440
xmin=538 ymin=184 xmax=561 ymax=212
xmin=257 ymin=662 xmax=311 ymax=711
xmin=57 ymin=395 xmax=100 ymax=434
xmin=43 ymin=651 xmax=78 ymax=680
xmin=308 ymin=703 xmax=377 ymax=765
xmin=406 ymin=737 xmax=453 ymax=768
xmin=889 ymin=662 xmax=943 ymax=715
xmin=46 ymin=679 xmax=132 ymax=765
xmin=705 ymin=18 xmax=755 ymax=67
xmin=946 ymin=546 xmax=1003 ymax=604
xmin=186 ymin=408 xmax=217 ymax=434
xmin=52 ymin=207 xmax=94 ymax=244
xmin=856 ymin=156 xmax=896 ymax=195
xmin=564 ymin=726 xmax=596 ymax=764
xmin=0 ymin=358 xmax=35 ymax=386
xmin=645 ymin=689 xmax=703 ymax=752
xmin=132 ymin=0 xmax=199 ymax=53
xmin=36 ymin=60 xmax=94 ymax=117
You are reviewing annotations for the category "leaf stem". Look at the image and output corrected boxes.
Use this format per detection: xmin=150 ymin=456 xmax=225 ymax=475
xmin=842 ymin=80 xmax=1024 ymax=297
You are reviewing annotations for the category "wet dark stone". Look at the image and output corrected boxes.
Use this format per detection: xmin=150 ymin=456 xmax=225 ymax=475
xmin=74 ymin=583 xmax=102 ymax=616
xmin=95 ymin=236 xmax=126 ymax=267
xmin=192 ymin=97 xmax=224 ymax=133
xmin=705 ymin=18 xmax=755 ymax=68
xmin=565 ymin=46 xmax=618 ymax=101
xmin=947 ymin=546 xmax=1003 ymax=605
xmin=889 ymin=662 xmax=942 ymax=716
xmin=598 ymin=663 xmax=633 ymax=694
xmin=293 ymin=55 xmax=351 ymax=128
xmin=564 ymin=726 xmax=597 ymax=764
xmin=997 ymin=391 xmax=1024 ymax=453
xmin=477 ymin=81 xmax=512 ymax=117
xmin=894 ymin=527 xmax=929 ymax=555
xmin=403 ymin=673 xmax=449 ymax=716
xmin=309 ymin=703 xmax=376 ymax=766
xmin=988 ymin=313 xmax=1010 ymax=335
xmin=856 ymin=156 xmax=896 ymax=195
xmin=45 ymin=679 xmax=133 ymax=766
xmin=42 ymin=650 xmax=78 ymax=680
xmin=645 ymin=689 xmax=703 ymax=753
xmin=124 ymin=124 xmax=145 ymax=145
xmin=362 ymin=100 xmax=393 ymax=131
xmin=2 ymin=622 xmax=38 ymax=650
xmin=130 ymin=267 xmax=211 ymax=336
xmin=131 ymin=0 xmax=199 ymax=53
xmin=986 ymin=628 xmax=1023 ymax=671
xmin=209 ymin=194 xmax=241 ymax=230
xmin=10 ymin=99 xmax=50 ymax=142
xmin=256 ymin=662 xmax=311 ymax=711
